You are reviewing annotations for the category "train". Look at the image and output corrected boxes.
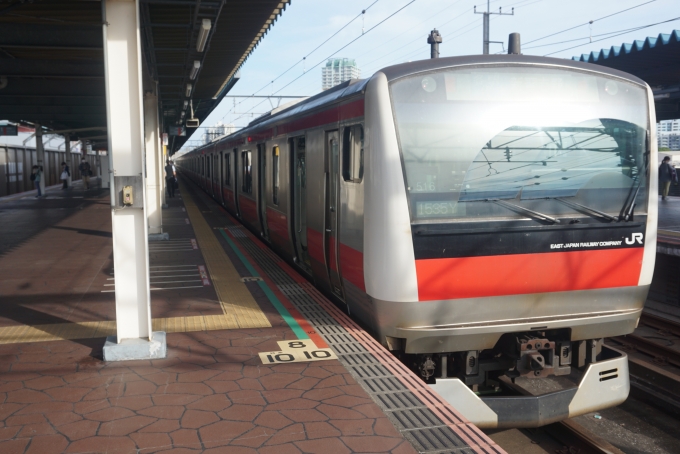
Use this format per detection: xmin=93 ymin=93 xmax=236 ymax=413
xmin=0 ymin=140 xmax=99 ymax=197
xmin=177 ymin=54 xmax=658 ymax=428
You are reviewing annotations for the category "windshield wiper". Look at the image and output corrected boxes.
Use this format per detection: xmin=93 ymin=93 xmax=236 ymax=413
xmin=620 ymin=130 xmax=649 ymax=222
xmin=552 ymin=198 xmax=618 ymax=222
xmin=488 ymin=199 xmax=559 ymax=224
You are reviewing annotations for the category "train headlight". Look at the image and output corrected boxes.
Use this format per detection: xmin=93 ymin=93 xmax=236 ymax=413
xmin=421 ymin=76 xmax=437 ymax=93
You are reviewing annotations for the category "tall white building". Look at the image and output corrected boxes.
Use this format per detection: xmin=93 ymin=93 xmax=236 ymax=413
xmin=322 ymin=58 xmax=360 ymax=90
xmin=657 ymin=119 xmax=680 ymax=150
xmin=203 ymin=122 xmax=235 ymax=145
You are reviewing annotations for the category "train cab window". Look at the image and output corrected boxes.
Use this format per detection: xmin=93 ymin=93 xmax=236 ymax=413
xmin=272 ymin=146 xmax=280 ymax=205
xmin=224 ymin=152 xmax=231 ymax=186
xmin=242 ymin=151 xmax=252 ymax=194
xmin=342 ymin=125 xmax=364 ymax=182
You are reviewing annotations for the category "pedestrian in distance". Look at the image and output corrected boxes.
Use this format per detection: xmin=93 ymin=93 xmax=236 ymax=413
xmin=79 ymin=157 xmax=91 ymax=190
xmin=30 ymin=165 xmax=42 ymax=198
xmin=659 ymin=156 xmax=677 ymax=200
xmin=165 ymin=160 xmax=176 ymax=198
xmin=60 ymin=162 xmax=70 ymax=190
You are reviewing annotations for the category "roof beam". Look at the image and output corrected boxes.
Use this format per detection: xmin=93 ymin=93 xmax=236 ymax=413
xmin=0 ymin=59 xmax=103 ymax=78
xmin=0 ymin=23 xmax=102 ymax=48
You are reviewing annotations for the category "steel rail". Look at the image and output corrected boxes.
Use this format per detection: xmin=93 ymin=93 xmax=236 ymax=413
xmin=639 ymin=312 xmax=680 ymax=337
xmin=611 ymin=334 xmax=680 ymax=368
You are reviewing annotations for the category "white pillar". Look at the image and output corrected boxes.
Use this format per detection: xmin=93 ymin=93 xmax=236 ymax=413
xmin=35 ymin=124 xmax=46 ymax=195
xmin=103 ymin=0 xmax=152 ymax=344
xmin=101 ymin=151 xmax=111 ymax=189
xmin=160 ymin=144 xmax=167 ymax=206
xmin=64 ymin=133 xmax=72 ymax=187
xmin=144 ymin=92 xmax=163 ymax=234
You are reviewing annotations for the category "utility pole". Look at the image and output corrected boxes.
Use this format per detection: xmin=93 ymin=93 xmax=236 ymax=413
xmin=474 ymin=1 xmax=514 ymax=54
xmin=427 ymin=29 xmax=442 ymax=59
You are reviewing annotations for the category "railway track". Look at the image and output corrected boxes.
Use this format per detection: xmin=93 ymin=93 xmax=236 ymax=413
xmin=496 ymin=376 xmax=627 ymax=454
xmin=611 ymin=312 xmax=680 ymax=368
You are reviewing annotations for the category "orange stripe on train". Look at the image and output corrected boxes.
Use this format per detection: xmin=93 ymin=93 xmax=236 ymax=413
xmin=415 ymin=248 xmax=644 ymax=301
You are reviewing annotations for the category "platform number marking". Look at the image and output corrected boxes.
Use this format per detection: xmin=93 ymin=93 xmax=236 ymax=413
xmin=258 ymin=339 xmax=337 ymax=364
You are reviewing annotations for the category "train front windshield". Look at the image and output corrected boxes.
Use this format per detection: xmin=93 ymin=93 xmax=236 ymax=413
xmin=390 ymin=66 xmax=649 ymax=222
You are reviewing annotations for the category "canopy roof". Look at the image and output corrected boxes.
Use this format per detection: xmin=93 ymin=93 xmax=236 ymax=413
xmin=573 ymin=30 xmax=680 ymax=121
xmin=0 ymin=0 xmax=290 ymax=152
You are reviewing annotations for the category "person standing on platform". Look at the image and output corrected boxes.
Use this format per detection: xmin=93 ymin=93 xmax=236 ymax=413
xmin=79 ymin=157 xmax=91 ymax=190
xmin=60 ymin=162 xmax=70 ymax=190
xmin=659 ymin=156 xmax=676 ymax=200
xmin=165 ymin=160 xmax=176 ymax=198
xmin=31 ymin=165 xmax=42 ymax=198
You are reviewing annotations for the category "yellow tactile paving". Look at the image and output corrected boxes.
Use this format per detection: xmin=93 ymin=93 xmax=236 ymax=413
xmin=180 ymin=180 xmax=271 ymax=329
xmin=0 ymin=315 xmax=241 ymax=345
xmin=0 ymin=181 xmax=271 ymax=345
xmin=659 ymin=229 xmax=680 ymax=238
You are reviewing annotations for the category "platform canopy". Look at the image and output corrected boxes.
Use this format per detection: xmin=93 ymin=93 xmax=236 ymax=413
xmin=0 ymin=0 xmax=290 ymax=152
xmin=573 ymin=30 xmax=680 ymax=121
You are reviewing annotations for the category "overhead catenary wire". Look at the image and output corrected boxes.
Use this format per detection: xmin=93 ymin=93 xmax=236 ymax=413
xmin=523 ymin=0 xmax=658 ymax=46
xmin=227 ymin=0 xmax=418 ymax=127
xmin=544 ymin=15 xmax=680 ymax=56
xmin=192 ymin=0 xmax=383 ymax=134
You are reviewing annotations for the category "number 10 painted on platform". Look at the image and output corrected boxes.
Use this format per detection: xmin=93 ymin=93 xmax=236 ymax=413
xmin=258 ymin=340 xmax=338 ymax=364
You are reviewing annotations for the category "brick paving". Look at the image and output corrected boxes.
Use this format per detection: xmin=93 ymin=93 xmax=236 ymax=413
xmin=0 ymin=184 xmax=419 ymax=453
xmin=0 ymin=328 xmax=415 ymax=453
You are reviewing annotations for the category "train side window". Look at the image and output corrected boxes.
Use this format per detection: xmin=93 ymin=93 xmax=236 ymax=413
xmin=342 ymin=125 xmax=364 ymax=182
xmin=272 ymin=146 xmax=279 ymax=205
xmin=225 ymin=152 xmax=231 ymax=186
xmin=207 ymin=156 xmax=211 ymax=178
xmin=242 ymin=151 xmax=252 ymax=194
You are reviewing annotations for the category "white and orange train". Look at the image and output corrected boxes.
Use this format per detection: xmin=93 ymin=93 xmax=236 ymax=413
xmin=178 ymin=55 xmax=658 ymax=428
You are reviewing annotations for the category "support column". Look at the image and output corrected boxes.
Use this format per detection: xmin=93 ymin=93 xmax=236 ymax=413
xmin=64 ymin=133 xmax=72 ymax=187
xmin=144 ymin=91 xmax=164 ymax=236
xmin=101 ymin=151 xmax=111 ymax=188
xmin=160 ymin=143 xmax=167 ymax=207
xmin=35 ymin=124 xmax=46 ymax=195
xmin=102 ymin=0 xmax=165 ymax=361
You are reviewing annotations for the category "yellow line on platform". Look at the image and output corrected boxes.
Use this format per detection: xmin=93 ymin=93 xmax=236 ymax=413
xmin=659 ymin=229 xmax=680 ymax=238
xmin=0 ymin=315 xmax=239 ymax=345
xmin=0 ymin=180 xmax=270 ymax=345
xmin=179 ymin=180 xmax=271 ymax=329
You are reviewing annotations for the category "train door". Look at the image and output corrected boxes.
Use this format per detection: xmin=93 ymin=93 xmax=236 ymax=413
xmin=291 ymin=136 xmax=311 ymax=273
xmin=219 ymin=152 xmax=224 ymax=204
xmin=257 ymin=143 xmax=269 ymax=240
xmin=233 ymin=149 xmax=240 ymax=216
xmin=325 ymin=131 xmax=344 ymax=299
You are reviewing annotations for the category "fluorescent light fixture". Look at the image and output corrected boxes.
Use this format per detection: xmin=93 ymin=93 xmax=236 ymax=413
xmin=196 ymin=19 xmax=211 ymax=52
xmin=190 ymin=60 xmax=201 ymax=80
xmin=183 ymin=100 xmax=188 ymax=109
xmin=185 ymin=83 xmax=192 ymax=97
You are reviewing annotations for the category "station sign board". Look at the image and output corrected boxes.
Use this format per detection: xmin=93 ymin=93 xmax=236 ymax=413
xmin=168 ymin=126 xmax=185 ymax=136
xmin=0 ymin=125 xmax=18 ymax=136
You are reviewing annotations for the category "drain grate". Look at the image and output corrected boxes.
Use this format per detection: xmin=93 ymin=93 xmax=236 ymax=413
xmin=227 ymin=224 xmax=499 ymax=454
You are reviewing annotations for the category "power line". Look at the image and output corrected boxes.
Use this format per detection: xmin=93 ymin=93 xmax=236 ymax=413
xmin=181 ymin=0 xmax=417 ymax=146
xmin=524 ymin=24 xmax=658 ymax=49
xmin=228 ymin=0 xmax=417 ymax=127
xmin=524 ymin=0 xmax=658 ymax=46
xmin=544 ymin=16 xmax=680 ymax=56
xmin=215 ymin=1 xmax=382 ymax=127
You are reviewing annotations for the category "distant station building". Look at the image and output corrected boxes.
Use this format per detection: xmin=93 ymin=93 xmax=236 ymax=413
xmin=322 ymin=58 xmax=360 ymax=90
xmin=658 ymin=119 xmax=680 ymax=150
xmin=202 ymin=122 xmax=235 ymax=145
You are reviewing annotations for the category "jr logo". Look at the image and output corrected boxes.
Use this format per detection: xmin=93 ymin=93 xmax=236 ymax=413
xmin=625 ymin=233 xmax=644 ymax=245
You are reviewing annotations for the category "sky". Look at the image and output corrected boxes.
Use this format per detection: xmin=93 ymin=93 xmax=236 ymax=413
xmin=180 ymin=0 xmax=679 ymax=152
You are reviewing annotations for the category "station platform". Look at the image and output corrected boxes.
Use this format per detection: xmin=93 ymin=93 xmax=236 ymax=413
xmin=0 ymin=176 xmax=502 ymax=454
xmin=658 ymin=195 xmax=680 ymax=256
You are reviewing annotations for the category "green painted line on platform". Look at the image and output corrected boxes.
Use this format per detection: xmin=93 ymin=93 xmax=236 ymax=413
xmin=217 ymin=228 xmax=308 ymax=340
